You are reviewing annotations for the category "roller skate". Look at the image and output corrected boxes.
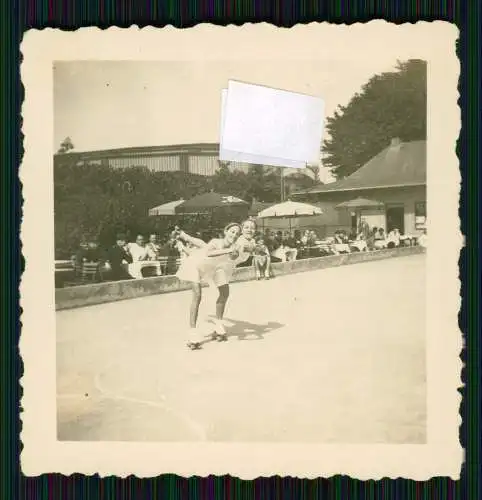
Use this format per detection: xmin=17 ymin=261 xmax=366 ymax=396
xmin=211 ymin=319 xmax=228 ymax=342
xmin=186 ymin=327 xmax=203 ymax=350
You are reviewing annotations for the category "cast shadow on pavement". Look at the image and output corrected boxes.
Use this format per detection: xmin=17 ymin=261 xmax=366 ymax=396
xmin=210 ymin=317 xmax=285 ymax=341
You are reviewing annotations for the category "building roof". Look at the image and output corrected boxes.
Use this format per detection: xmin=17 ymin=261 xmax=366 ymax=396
xmin=293 ymin=139 xmax=426 ymax=196
xmin=55 ymin=142 xmax=318 ymax=179
xmin=54 ymin=143 xmax=221 ymax=159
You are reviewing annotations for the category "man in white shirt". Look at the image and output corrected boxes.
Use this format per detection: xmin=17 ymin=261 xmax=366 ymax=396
xmin=146 ymin=233 xmax=161 ymax=261
xmin=128 ymin=235 xmax=149 ymax=262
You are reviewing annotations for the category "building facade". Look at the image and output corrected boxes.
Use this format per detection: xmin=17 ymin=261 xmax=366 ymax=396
xmin=54 ymin=142 xmax=317 ymax=200
xmin=55 ymin=143 xmax=233 ymax=176
xmin=292 ymin=139 xmax=427 ymax=236
xmin=54 ymin=143 xmax=316 ymax=179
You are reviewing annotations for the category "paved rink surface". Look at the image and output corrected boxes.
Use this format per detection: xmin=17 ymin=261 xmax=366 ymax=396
xmin=57 ymin=254 xmax=426 ymax=443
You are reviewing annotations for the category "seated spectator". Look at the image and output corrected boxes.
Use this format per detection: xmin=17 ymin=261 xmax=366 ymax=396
xmin=373 ymin=227 xmax=389 ymax=249
xmin=274 ymin=231 xmax=283 ymax=248
xmin=375 ymin=228 xmax=385 ymax=241
xmin=158 ymin=231 xmax=182 ymax=274
xmin=366 ymin=227 xmax=377 ymax=250
xmin=355 ymin=230 xmax=366 ymax=241
xmin=104 ymin=234 xmax=133 ymax=281
xmin=333 ymin=231 xmax=351 ymax=254
xmin=418 ymin=228 xmax=428 ymax=248
xmin=252 ymin=237 xmax=272 ymax=280
xmin=279 ymin=232 xmax=298 ymax=261
xmin=75 ymin=240 xmax=102 ymax=264
xmin=387 ymin=228 xmax=401 ymax=248
xmin=265 ymin=231 xmax=282 ymax=262
xmin=281 ymin=231 xmax=292 ymax=247
xmin=334 ymin=231 xmax=344 ymax=245
xmin=146 ymin=233 xmax=161 ymax=260
xmin=293 ymin=230 xmax=301 ymax=246
xmin=310 ymin=230 xmax=319 ymax=243
xmin=339 ymin=230 xmax=349 ymax=243
xmin=128 ymin=234 xmax=149 ymax=262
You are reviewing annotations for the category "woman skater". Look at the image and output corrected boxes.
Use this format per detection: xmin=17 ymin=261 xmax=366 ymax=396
xmin=199 ymin=218 xmax=261 ymax=339
xmin=175 ymin=223 xmax=242 ymax=349
xmin=233 ymin=218 xmax=258 ymax=265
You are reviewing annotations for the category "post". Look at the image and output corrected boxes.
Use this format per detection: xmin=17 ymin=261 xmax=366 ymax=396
xmin=280 ymin=167 xmax=285 ymax=202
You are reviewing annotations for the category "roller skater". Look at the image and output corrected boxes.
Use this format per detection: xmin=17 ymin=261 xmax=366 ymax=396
xmin=207 ymin=218 xmax=259 ymax=340
xmin=175 ymin=223 xmax=242 ymax=350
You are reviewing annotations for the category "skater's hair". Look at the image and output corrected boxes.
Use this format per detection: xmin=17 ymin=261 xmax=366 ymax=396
xmin=241 ymin=218 xmax=257 ymax=229
xmin=223 ymin=222 xmax=241 ymax=233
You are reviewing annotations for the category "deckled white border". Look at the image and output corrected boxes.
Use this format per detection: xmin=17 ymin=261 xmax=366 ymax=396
xmin=20 ymin=22 xmax=463 ymax=479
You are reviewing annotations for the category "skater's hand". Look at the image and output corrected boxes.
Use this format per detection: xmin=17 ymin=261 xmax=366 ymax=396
xmin=229 ymin=248 xmax=240 ymax=260
xmin=243 ymin=240 xmax=256 ymax=253
xmin=236 ymin=239 xmax=256 ymax=254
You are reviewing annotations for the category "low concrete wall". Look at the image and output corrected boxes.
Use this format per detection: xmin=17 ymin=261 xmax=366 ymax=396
xmin=56 ymin=246 xmax=425 ymax=311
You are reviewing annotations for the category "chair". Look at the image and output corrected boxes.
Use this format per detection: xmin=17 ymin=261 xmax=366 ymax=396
xmin=64 ymin=261 xmax=101 ymax=287
xmin=81 ymin=262 xmax=102 ymax=283
xmin=157 ymin=256 xmax=169 ymax=275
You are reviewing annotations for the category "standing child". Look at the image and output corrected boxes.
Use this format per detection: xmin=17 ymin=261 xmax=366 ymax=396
xmin=175 ymin=223 xmax=242 ymax=349
xmin=252 ymin=237 xmax=272 ymax=280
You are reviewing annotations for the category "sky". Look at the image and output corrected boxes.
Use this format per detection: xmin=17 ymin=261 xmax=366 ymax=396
xmin=54 ymin=57 xmax=407 ymax=183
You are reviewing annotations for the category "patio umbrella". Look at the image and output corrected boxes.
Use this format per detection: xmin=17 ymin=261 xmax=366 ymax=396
xmin=335 ymin=197 xmax=384 ymax=210
xmin=175 ymin=191 xmax=249 ymax=214
xmin=257 ymin=200 xmax=322 ymax=218
xmin=257 ymin=200 xmax=322 ymax=231
xmin=148 ymin=199 xmax=185 ymax=216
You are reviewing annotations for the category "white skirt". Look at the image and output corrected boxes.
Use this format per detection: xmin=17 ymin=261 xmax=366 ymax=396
xmin=176 ymin=250 xmax=235 ymax=287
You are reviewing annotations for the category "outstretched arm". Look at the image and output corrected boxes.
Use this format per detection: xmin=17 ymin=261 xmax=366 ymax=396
xmin=178 ymin=231 xmax=206 ymax=249
xmin=205 ymin=240 xmax=239 ymax=259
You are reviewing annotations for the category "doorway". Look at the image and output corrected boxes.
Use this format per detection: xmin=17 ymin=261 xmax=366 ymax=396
xmin=386 ymin=206 xmax=405 ymax=233
xmin=350 ymin=213 xmax=358 ymax=235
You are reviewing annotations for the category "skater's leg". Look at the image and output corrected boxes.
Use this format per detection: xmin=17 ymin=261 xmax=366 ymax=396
xmin=189 ymin=283 xmax=202 ymax=328
xmin=212 ymin=284 xmax=230 ymax=339
xmin=186 ymin=283 xmax=203 ymax=348
xmin=215 ymin=284 xmax=230 ymax=320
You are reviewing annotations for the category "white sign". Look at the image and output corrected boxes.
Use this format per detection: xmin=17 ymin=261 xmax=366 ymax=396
xmin=219 ymin=80 xmax=324 ymax=169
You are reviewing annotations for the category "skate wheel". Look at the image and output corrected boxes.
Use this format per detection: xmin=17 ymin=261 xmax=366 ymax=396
xmin=187 ymin=342 xmax=202 ymax=350
xmin=216 ymin=334 xmax=228 ymax=342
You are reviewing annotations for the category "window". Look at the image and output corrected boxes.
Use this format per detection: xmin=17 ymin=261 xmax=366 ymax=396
xmin=415 ymin=202 xmax=426 ymax=229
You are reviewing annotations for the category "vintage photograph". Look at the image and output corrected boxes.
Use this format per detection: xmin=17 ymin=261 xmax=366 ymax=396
xmin=19 ymin=23 xmax=462 ymax=478
xmin=54 ymin=56 xmax=427 ymax=443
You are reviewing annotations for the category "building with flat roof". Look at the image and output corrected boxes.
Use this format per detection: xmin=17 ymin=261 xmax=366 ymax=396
xmin=54 ymin=142 xmax=316 ymax=177
xmin=54 ymin=142 xmax=317 ymax=199
xmin=292 ymin=138 xmax=427 ymax=235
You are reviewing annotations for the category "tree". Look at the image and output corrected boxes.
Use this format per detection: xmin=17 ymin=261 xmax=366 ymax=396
xmin=58 ymin=137 xmax=75 ymax=154
xmin=304 ymin=164 xmax=320 ymax=182
xmin=322 ymin=59 xmax=426 ymax=179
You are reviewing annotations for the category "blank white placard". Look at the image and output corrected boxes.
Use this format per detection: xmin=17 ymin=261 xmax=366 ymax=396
xmin=220 ymin=88 xmax=309 ymax=168
xmin=219 ymin=80 xmax=324 ymax=169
